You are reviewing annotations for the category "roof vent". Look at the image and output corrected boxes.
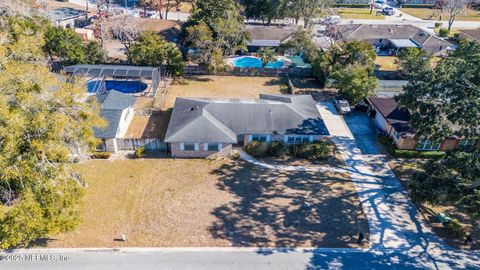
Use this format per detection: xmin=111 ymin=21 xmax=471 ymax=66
xmin=189 ymin=106 xmax=199 ymax=112
xmin=419 ymin=32 xmax=426 ymax=36
xmin=388 ymin=28 xmax=393 ymax=33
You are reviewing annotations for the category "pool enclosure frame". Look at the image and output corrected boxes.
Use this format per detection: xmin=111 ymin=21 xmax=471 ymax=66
xmin=64 ymin=64 xmax=162 ymax=97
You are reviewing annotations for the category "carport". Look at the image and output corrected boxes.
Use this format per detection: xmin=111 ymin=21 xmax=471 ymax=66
xmin=388 ymin=39 xmax=420 ymax=55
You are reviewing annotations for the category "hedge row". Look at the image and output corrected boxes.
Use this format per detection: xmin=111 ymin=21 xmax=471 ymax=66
xmin=399 ymin=4 xmax=434 ymax=8
xmin=394 ymin=150 xmax=446 ymax=159
xmin=334 ymin=4 xmax=370 ymax=8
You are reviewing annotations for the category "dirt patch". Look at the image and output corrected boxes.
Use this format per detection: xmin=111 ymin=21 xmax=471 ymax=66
xmin=43 ymin=159 xmax=369 ymax=248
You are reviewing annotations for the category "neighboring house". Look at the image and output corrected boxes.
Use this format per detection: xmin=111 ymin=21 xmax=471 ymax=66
xmin=334 ymin=24 xmax=455 ymax=56
xmin=165 ymin=94 xmax=330 ymax=158
xmin=49 ymin=7 xmax=88 ymax=29
xmin=95 ymin=90 xmax=136 ymax=153
xmin=367 ymin=97 xmax=478 ymax=151
xmin=458 ymin=28 xmax=480 ymax=43
xmin=245 ymin=24 xmax=297 ymax=52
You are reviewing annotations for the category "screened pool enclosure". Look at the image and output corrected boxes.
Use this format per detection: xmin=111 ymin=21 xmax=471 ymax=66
xmin=64 ymin=64 xmax=162 ymax=97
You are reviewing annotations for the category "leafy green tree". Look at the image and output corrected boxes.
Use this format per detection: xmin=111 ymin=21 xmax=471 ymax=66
xmin=43 ymin=26 xmax=86 ymax=65
xmin=331 ymin=64 xmax=378 ymax=105
xmin=313 ymin=40 xmax=377 ymax=104
xmin=282 ymin=30 xmax=318 ymax=61
xmin=397 ymin=48 xmax=430 ymax=78
xmin=128 ymin=31 xmax=184 ymax=76
xmin=243 ymin=0 xmax=287 ymax=25
xmin=0 ymin=18 xmax=105 ymax=248
xmin=184 ymin=0 xmax=248 ymax=64
xmin=257 ymin=47 xmax=276 ymax=66
xmin=410 ymin=151 xmax=480 ymax=219
xmin=397 ymin=40 xmax=480 ymax=140
xmin=285 ymin=0 xmax=331 ymax=27
xmin=84 ymin=41 xmax=105 ymax=64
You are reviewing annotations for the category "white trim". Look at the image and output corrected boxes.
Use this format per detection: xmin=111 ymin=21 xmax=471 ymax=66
xmin=194 ymin=143 xmax=199 ymax=151
xmin=219 ymin=143 xmax=223 ymax=149
xmin=248 ymin=135 xmax=252 ymax=142
xmin=204 ymin=143 xmax=208 ymax=151
xmin=180 ymin=143 xmax=184 ymax=151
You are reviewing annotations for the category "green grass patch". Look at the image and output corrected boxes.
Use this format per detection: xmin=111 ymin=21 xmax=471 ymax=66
xmin=394 ymin=150 xmax=446 ymax=159
xmin=337 ymin=8 xmax=385 ymax=20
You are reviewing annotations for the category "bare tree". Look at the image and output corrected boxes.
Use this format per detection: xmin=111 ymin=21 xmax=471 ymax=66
xmin=107 ymin=16 xmax=141 ymax=51
xmin=442 ymin=0 xmax=469 ymax=31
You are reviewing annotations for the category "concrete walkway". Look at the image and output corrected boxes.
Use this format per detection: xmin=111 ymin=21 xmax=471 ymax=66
xmin=238 ymin=149 xmax=347 ymax=174
xmin=317 ymin=102 xmax=447 ymax=252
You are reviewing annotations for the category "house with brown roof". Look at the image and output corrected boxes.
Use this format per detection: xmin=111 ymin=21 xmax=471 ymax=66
xmin=334 ymin=24 xmax=455 ymax=56
xmin=458 ymin=28 xmax=480 ymax=43
xmin=367 ymin=97 xmax=477 ymax=151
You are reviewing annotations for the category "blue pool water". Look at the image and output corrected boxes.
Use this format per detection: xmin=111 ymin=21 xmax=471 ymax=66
xmin=87 ymin=80 xmax=148 ymax=94
xmin=232 ymin=56 xmax=286 ymax=68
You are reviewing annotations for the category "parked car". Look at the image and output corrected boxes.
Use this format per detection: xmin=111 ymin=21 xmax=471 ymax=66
xmin=374 ymin=1 xmax=387 ymax=9
xmin=334 ymin=99 xmax=351 ymax=114
xmin=382 ymin=7 xmax=395 ymax=16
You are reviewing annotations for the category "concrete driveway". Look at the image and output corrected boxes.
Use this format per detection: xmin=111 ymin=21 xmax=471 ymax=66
xmin=343 ymin=112 xmax=381 ymax=155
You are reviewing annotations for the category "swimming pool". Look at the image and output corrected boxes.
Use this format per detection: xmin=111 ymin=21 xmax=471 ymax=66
xmin=87 ymin=80 xmax=148 ymax=94
xmin=232 ymin=56 xmax=286 ymax=68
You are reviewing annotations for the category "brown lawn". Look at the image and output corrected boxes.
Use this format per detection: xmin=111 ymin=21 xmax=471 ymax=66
xmin=164 ymin=76 xmax=288 ymax=109
xmin=43 ymin=159 xmax=368 ymax=248
xmin=375 ymin=56 xmax=400 ymax=71
xmin=400 ymin=8 xmax=480 ymax=21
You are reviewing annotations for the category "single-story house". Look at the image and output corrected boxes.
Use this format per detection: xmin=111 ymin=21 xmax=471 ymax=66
xmin=245 ymin=24 xmax=297 ymax=52
xmin=397 ymin=0 xmax=437 ymax=6
xmin=164 ymin=94 xmax=330 ymax=158
xmin=95 ymin=90 xmax=136 ymax=153
xmin=457 ymin=28 xmax=480 ymax=43
xmin=49 ymin=7 xmax=88 ymax=29
xmin=367 ymin=97 xmax=477 ymax=151
xmin=334 ymin=24 xmax=455 ymax=56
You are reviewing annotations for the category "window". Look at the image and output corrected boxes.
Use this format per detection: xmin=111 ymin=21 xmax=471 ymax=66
xmin=392 ymin=129 xmax=400 ymax=141
xmin=286 ymin=135 xmax=312 ymax=144
xmin=183 ymin=143 xmax=196 ymax=151
xmin=252 ymin=135 xmax=268 ymax=142
xmin=459 ymin=139 xmax=475 ymax=150
xmin=206 ymin=143 xmax=220 ymax=151
xmin=416 ymin=140 xmax=441 ymax=151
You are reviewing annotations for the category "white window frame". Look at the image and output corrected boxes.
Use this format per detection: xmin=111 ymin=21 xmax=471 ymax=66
xmin=392 ymin=129 xmax=400 ymax=141
xmin=205 ymin=143 xmax=221 ymax=151
xmin=416 ymin=140 xmax=441 ymax=151
xmin=285 ymin=135 xmax=312 ymax=144
xmin=459 ymin=139 xmax=475 ymax=150
xmin=183 ymin=143 xmax=196 ymax=151
xmin=251 ymin=135 xmax=269 ymax=142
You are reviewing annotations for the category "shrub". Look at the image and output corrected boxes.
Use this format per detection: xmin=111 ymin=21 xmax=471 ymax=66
xmin=91 ymin=152 xmax=111 ymax=159
xmin=231 ymin=151 xmax=240 ymax=160
xmin=269 ymin=141 xmax=289 ymax=157
xmin=333 ymin=3 xmax=369 ymax=8
xmin=378 ymin=135 xmax=396 ymax=154
xmin=244 ymin=141 xmax=268 ymax=157
xmin=434 ymin=22 xmax=442 ymax=28
xmin=293 ymin=141 xmax=330 ymax=160
xmin=439 ymin=28 xmax=449 ymax=37
xmin=135 ymin=147 xmax=145 ymax=158
xmin=394 ymin=150 xmax=446 ymax=159
xmin=453 ymin=32 xmax=460 ymax=40
xmin=445 ymin=218 xmax=465 ymax=238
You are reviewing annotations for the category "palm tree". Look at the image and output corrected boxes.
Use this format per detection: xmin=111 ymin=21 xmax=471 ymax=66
xmin=257 ymin=47 xmax=276 ymax=67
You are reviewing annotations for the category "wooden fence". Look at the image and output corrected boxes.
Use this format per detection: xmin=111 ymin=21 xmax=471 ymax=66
xmin=116 ymin=139 xmax=168 ymax=152
xmin=182 ymin=65 xmax=312 ymax=78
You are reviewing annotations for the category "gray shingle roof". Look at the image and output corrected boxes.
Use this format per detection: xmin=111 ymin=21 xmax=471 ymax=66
xmin=246 ymin=25 xmax=296 ymax=47
xmin=94 ymin=91 xmax=136 ymax=139
xmin=336 ymin=24 xmax=455 ymax=55
xmin=49 ymin=7 xmax=87 ymax=22
xmin=165 ymin=94 xmax=329 ymax=143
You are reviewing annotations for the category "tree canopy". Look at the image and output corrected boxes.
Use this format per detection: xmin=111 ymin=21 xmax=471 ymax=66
xmin=183 ymin=0 xmax=248 ymax=67
xmin=410 ymin=151 xmax=480 ymax=219
xmin=128 ymin=31 xmax=184 ymax=76
xmin=313 ymin=40 xmax=378 ymax=104
xmin=0 ymin=16 xmax=104 ymax=248
xmin=397 ymin=42 xmax=480 ymax=141
xmin=44 ymin=26 xmax=105 ymax=65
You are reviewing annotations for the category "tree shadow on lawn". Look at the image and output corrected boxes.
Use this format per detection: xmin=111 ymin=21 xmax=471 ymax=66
xmin=209 ymin=161 xmax=369 ymax=248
